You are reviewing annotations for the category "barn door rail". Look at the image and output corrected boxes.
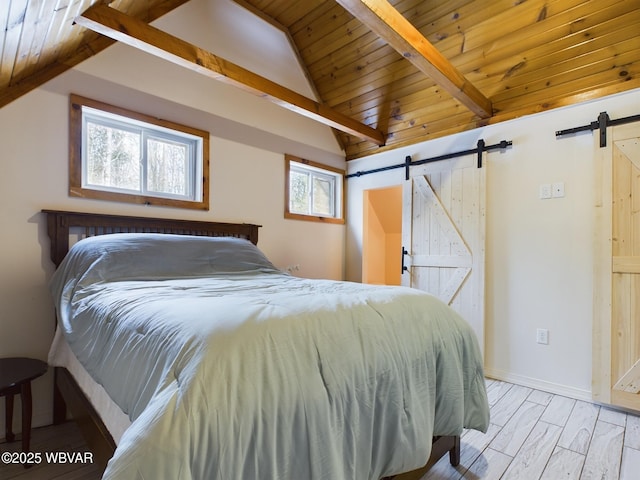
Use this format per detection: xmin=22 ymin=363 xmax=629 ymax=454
xmin=555 ymin=112 xmax=640 ymax=148
xmin=346 ymin=139 xmax=512 ymax=180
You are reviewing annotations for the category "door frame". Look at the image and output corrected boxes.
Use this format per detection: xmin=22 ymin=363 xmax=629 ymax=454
xmin=362 ymin=186 xmax=403 ymax=285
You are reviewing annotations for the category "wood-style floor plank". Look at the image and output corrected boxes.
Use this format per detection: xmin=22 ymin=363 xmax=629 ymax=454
xmin=539 ymin=395 xmax=576 ymax=427
xmin=580 ymin=420 xmax=624 ymax=480
xmin=620 ymin=446 xmax=640 ymax=480
xmin=489 ymin=401 xmax=545 ymax=456
xmin=540 ymin=446 xmax=584 ymax=480
xmin=0 ymin=421 xmax=102 ymax=480
xmin=423 ymin=379 xmax=640 ymax=480
xmin=501 ymin=421 xmax=562 ymax=480
xmin=557 ymin=400 xmax=599 ymax=455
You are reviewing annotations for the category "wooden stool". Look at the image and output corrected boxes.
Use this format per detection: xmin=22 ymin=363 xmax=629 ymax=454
xmin=0 ymin=357 xmax=48 ymax=452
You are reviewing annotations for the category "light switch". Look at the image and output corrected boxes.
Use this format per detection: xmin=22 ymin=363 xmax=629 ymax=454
xmin=539 ymin=183 xmax=552 ymax=199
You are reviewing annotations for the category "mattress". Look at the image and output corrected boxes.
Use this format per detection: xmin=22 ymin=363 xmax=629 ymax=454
xmin=48 ymin=328 xmax=131 ymax=443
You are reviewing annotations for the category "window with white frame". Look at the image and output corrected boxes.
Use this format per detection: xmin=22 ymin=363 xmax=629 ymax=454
xmin=285 ymin=155 xmax=344 ymax=224
xmin=69 ymin=95 xmax=209 ymax=210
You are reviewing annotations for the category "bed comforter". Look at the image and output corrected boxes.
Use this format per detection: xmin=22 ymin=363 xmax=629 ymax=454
xmin=50 ymin=233 xmax=489 ymax=480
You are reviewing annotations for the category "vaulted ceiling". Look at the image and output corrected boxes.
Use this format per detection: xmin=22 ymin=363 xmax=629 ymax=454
xmin=1 ymin=0 xmax=639 ymax=160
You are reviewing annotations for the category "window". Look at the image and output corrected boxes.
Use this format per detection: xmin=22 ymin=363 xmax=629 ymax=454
xmin=69 ymin=95 xmax=209 ymax=210
xmin=285 ymin=155 xmax=344 ymax=224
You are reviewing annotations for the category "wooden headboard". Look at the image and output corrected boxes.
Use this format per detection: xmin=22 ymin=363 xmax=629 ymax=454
xmin=43 ymin=210 xmax=261 ymax=267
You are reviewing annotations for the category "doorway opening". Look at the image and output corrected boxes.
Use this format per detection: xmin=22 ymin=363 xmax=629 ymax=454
xmin=362 ymin=185 xmax=402 ymax=285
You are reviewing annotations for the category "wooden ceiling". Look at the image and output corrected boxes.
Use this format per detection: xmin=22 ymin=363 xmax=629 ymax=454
xmin=1 ymin=0 xmax=639 ymax=160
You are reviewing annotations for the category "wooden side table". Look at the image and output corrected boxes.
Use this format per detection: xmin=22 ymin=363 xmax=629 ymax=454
xmin=0 ymin=357 xmax=48 ymax=452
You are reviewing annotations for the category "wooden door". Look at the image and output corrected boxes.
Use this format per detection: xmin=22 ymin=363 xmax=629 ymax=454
xmin=401 ymin=154 xmax=486 ymax=353
xmin=593 ymin=122 xmax=640 ymax=410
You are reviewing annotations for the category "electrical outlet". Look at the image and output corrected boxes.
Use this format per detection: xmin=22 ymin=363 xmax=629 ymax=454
xmin=552 ymin=182 xmax=565 ymax=198
xmin=539 ymin=183 xmax=552 ymax=199
xmin=536 ymin=328 xmax=549 ymax=345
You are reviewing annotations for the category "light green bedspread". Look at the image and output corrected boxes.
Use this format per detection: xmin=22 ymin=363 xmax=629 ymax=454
xmin=51 ymin=234 xmax=489 ymax=479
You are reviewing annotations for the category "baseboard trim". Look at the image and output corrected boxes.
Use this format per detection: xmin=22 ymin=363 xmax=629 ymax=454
xmin=484 ymin=368 xmax=593 ymax=402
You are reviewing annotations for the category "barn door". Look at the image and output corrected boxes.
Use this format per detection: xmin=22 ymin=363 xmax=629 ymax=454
xmin=593 ymin=122 xmax=640 ymax=410
xmin=401 ymin=154 xmax=486 ymax=353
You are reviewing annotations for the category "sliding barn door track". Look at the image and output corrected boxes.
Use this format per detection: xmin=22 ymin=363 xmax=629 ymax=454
xmin=346 ymin=139 xmax=512 ymax=180
xmin=556 ymin=112 xmax=640 ymax=148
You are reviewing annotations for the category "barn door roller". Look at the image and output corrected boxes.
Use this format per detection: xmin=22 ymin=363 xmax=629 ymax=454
xmin=555 ymin=112 xmax=640 ymax=148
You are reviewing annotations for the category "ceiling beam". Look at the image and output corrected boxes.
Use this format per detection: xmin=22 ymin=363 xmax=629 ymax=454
xmin=335 ymin=0 xmax=493 ymax=119
xmin=75 ymin=4 xmax=386 ymax=146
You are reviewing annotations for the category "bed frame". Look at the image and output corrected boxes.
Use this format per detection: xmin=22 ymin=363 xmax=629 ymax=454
xmin=43 ymin=209 xmax=460 ymax=478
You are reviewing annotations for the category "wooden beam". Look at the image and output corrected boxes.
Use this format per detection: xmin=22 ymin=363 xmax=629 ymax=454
xmin=76 ymin=4 xmax=385 ymax=146
xmin=335 ymin=0 xmax=493 ymax=119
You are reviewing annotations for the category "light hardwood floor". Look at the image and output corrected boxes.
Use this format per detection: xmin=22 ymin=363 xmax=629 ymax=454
xmin=0 ymin=421 xmax=102 ymax=479
xmin=1 ymin=379 xmax=639 ymax=479
xmin=425 ymin=378 xmax=640 ymax=480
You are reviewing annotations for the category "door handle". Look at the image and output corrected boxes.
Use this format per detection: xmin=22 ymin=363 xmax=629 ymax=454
xmin=401 ymin=247 xmax=408 ymax=274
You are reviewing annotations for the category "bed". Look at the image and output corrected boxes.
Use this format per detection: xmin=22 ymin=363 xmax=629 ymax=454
xmin=44 ymin=209 xmax=489 ymax=480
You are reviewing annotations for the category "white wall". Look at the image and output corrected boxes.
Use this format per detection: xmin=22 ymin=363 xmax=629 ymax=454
xmin=346 ymin=87 xmax=640 ymax=401
xmin=74 ymin=0 xmax=343 ymax=168
xmin=0 ymin=0 xmax=344 ymax=436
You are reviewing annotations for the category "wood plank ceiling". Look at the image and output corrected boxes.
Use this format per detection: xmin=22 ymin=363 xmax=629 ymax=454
xmin=1 ymin=0 xmax=639 ymax=161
